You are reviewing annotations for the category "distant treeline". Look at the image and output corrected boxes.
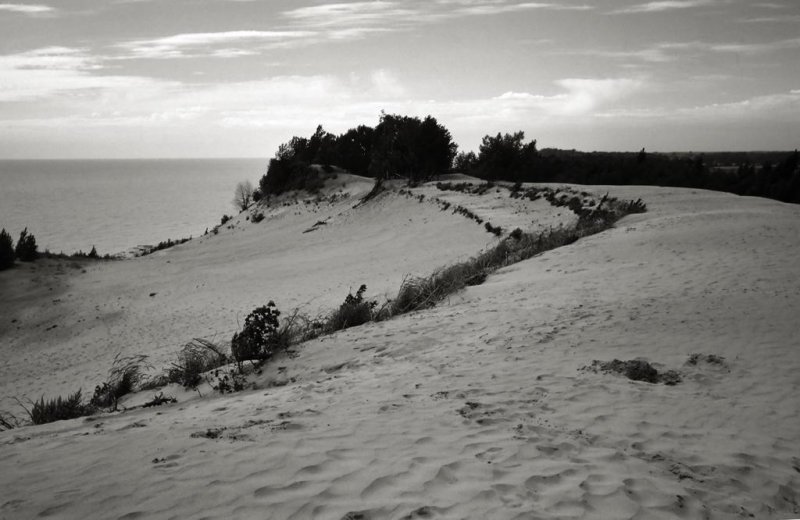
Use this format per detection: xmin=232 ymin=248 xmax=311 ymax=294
xmin=256 ymin=112 xmax=800 ymax=204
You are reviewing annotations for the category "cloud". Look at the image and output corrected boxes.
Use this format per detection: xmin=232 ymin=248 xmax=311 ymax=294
xmin=0 ymin=3 xmax=52 ymax=14
xmin=282 ymin=1 xmax=592 ymax=34
xmin=740 ymin=15 xmax=800 ymax=23
xmin=117 ymin=30 xmax=317 ymax=59
xmin=595 ymin=90 xmax=800 ymax=122
xmin=0 ymin=47 xmax=169 ymax=102
xmin=611 ymin=0 xmax=716 ymax=14
xmin=283 ymin=1 xmax=425 ymax=31
xmin=709 ymin=37 xmax=800 ymax=54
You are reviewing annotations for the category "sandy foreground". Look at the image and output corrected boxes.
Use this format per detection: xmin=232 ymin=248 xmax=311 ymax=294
xmin=1 ymin=178 xmax=799 ymax=519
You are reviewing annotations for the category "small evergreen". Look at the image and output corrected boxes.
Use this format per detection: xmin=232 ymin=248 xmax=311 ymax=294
xmin=0 ymin=228 xmax=14 ymax=270
xmin=15 ymin=228 xmax=38 ymax=262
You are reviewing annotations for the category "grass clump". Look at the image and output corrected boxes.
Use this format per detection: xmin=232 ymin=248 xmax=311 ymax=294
xmin=167 ymin=339 xmax=229 ymax=389
xmin=25 ymin=390 xmax=93 ymax=425
xmin=91 ymin=354 xmax=151 ymax=410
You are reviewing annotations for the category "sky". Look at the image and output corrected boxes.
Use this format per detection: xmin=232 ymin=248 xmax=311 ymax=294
xmin=0 ymin=0 xmax=798 ymax=158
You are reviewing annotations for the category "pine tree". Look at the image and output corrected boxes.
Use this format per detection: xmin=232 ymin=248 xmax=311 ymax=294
xmin=0 ymin=228 xmax=14 ymax=270
xmin=15 ymin=228 xmax=38 ymax=262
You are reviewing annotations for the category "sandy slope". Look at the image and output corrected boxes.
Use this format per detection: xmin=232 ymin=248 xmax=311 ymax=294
xmin=1 ymin=182 xmax=799 ymax=519
xmin=0 ymin=175 xmax=562 ymax=402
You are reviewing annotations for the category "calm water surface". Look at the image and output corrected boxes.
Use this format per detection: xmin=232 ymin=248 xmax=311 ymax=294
xmin=0 ymin=159 xmax=265 ymax=255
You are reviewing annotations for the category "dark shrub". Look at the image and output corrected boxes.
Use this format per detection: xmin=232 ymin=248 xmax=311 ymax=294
xmin=29 ymin=390 xmax=93 ymax=425
xmin=88 ymin=245 xmax=98 ymax=259
xmin=0 ymin=228 xmax=14 ymax=270
xmin=587 ymin=359 xmax=681 ymax=385
xmin=326 ymin=284 xmax=376 ymax=332
xmin=231 ymin=302 xmax=287 ymax=368
xmin=509 ymin=228 xmax=523 ymax=240
xmin=484 ymin=222 xmax=503 ymax=236
xmin=15 ymin=228 xmax=37 ymax=261
xmin=251 ymin=212 xmax=265 ymax=223
xmin=220 ymin=215 xmax=232 ymax=225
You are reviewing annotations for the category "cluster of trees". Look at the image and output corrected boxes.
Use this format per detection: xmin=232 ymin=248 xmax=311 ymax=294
xmin=0 ymin=228 xmax=38 ymax=270
xmin=257 ymin=113 xmax=457 ymax=196
xmin=253 ymin=112 xmax=799 ymax=204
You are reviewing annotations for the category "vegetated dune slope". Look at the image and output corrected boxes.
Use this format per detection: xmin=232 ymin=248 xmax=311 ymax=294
xmin=2 ymin=182 xmax=800 ymax=520
xmin=1 ymin=174 xmax=565 ymax=402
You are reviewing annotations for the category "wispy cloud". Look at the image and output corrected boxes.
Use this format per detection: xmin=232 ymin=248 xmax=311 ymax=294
xmin=0 ymin=47 xmax=167 ymax=102
xmin=611 ymin=0 xmax=716 ymax=14
xmin=740 ymin=15 xmax=800 ymax=23
xmin=117 ymin=30 xmax=316 ymax=59
xmin=0 ymin=3 xmax=53 ymax=14
xmin=449 ymin=2 xmax=592 ymax=15
xmin=284 ymin=2 xmax=421 ymax=28
xmin=283 ymin=0 xmax=593 ymax=34
xmin=595 ymin=90 xmax=800 ymax=122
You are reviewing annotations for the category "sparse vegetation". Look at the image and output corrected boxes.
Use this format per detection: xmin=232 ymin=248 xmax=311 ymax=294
xmin=138 ymin=236 xmax=192 ymax=256
xmin=385 ymin=193 xmax=642 ymax=316
xmin=142 ymin=392 xmax=177 ymax=408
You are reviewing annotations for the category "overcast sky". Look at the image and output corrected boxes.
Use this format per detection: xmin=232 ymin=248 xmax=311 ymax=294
xmin=0 ymin=0 xmax=798 ymax=158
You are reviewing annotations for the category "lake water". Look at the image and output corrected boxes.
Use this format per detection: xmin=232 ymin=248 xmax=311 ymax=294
xmin=0 ymin=159 xmax=266 ymax=255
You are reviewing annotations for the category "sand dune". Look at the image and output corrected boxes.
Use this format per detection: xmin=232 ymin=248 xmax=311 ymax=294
xmin=1 ymin=181 xmax=799 ymax=519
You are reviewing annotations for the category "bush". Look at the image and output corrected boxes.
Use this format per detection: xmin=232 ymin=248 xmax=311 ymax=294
xmin=251 ymin=212 xmax=265 ymax=223
xmin=0 ymin=228 xmax=14 ymax=270
xmin=326 ymin=285 xmax=376 ymax=332
xmin=484 ymin=222 xmax=503 ymax=236
xmin=15 ymin=228 xmax=37 ymax=261
xmin=27 ymin=390 xmax=93 ymax=425
xmin=231 ymin=302 xmax=290 ymax=368
xmin=90 ymin=354 xmax=151 ymax=410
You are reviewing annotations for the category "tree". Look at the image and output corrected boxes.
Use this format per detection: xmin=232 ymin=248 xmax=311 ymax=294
xmin=475 ymin=131 xmax=537 ymax=181
xmin=454 ymin=151 xmax=478 ymax=173
xmin=337 ymin=125 xmax=375 ymax=176
xmin=369 ymin=113 xmax=458 ymax=182
xmin=15 ymin=228 xmax=37 ymax=262
xmin=0 ymin=228 xmax=14 ymax=270
xmin=233 ymin=180 xmax=254 ymax=212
